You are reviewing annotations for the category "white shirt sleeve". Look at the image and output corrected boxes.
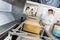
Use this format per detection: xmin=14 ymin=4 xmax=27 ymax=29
xmin=45 ymin=15 xmax=57 ymax=25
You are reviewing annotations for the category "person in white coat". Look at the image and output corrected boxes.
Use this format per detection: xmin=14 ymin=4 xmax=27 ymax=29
xmin=41 ymin=9 xmax=57 ymax=31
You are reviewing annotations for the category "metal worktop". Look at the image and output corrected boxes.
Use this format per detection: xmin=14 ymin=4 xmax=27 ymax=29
xmin=0 ymin=21 xmax=19 ymax=40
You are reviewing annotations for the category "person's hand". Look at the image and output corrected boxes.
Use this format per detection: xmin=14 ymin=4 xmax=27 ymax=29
xmin=42 ymin=20 xmax=46 ymax=26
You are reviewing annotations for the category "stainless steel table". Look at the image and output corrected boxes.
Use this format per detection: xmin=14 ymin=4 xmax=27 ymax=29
xmin=0 ymin=21 xmax=19 ymax=40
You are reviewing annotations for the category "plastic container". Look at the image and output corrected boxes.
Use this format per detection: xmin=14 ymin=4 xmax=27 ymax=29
xmin=22 ymin=19 xmax=42 ymax=35
xmin=52 ymin=24 xmax=60 ymax=38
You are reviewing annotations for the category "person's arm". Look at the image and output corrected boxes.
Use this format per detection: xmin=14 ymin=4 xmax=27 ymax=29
xmin=42 ymin=20 xmax=46 ymax=26
xmin=41 ymin=14 xmax=46 ymax=25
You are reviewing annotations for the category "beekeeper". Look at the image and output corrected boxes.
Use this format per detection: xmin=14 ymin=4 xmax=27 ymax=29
xmin=41 ymin=9 xmax=57 ymax=31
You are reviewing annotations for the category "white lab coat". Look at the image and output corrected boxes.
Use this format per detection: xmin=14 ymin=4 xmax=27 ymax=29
xmin=41 ymin=14 xmax=57 ymax=31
